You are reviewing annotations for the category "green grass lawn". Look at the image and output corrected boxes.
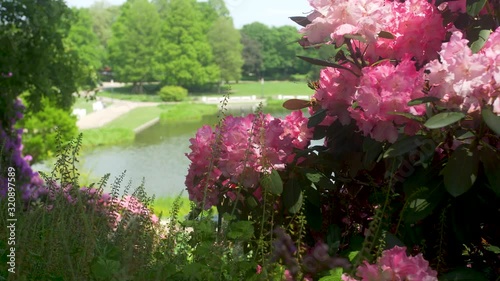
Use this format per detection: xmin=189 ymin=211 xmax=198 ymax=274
xmin=152 ymin=195 xmax=193 ymax=219
xmin=98 ymin=91 xmax=163 ymax=102
xmin=159 ymin=103 xmax=219 ymax=123
xmin=98 ymin=81 xmax=314 ymax=101
xmin=106 ymin=105 xmax=171 ymax=129
xmin=224 ymin=80 xmax=312 ymax=97
xmin=80 ymin=105 xmax=172 ymax=150
xmin=72 ymin=97 xmax=104 ymax=113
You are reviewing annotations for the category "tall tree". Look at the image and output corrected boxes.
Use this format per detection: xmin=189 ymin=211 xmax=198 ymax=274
xmin=208 ymin=18 xmax=244 ymax=85
xmin=156 ymin=0 xmax=219 ymax=90
xmin=0 ymin=0 xmax=83 ymax=113
xmin=66 ymin=8 xmax=105 ymax=89
xmin=88 ymin=1 xmax=120 ymax=49
xmin=108 ymin=0 xmax=162 ymax=93
xmin=240 ymin=33 xmax=263 ymax=78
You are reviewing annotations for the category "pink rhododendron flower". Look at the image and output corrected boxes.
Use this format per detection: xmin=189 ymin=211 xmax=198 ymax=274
xmin=313 ymin=63 xmax=359 ymax=125
xmin=342 ymin=246 xmax=438 ymax=281
xmin=302 ymin=0 xmax=391 ymax=44
xmin=351 ymin=57 xmax=426 ymax=142
xmin=185 ymin=112 xmax=312 ymax=209
xmin=366 ymin=0 xmax=446 ymax=64
xmin=426 ymin=30 xmax=500 ymax=114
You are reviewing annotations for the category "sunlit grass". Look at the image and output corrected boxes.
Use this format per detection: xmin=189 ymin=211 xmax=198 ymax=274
xmin=159 ymin=103 xmax=219 ymax=123
xmin=152 ymin=195 xmax=192 ymax=219
xmin=106 ymin=105 xmax=171 ymax=129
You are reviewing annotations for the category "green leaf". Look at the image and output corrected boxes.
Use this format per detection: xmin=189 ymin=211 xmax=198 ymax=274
xmin=260 ymin=170 xmax=283 ymax=195
xmin=308 ymin=108 xmax=327 ymax=128
xmin=318 ymin=267 xmax=343 ymax=281
xmin=297 ymin=56 xmax=356 ymax=74
xmin=306 ymin=172 xmax=323 ymax=183
xmin=481 ymin=107 xmax=500 ymax=135
xmin=466 ymin=0 xmax=487 ymax=16
xmin=383 ymin=135 xmax=429 ymax=158
xmin=283 ymin=99 xmax=311 ymax=110
xmin=387 ymin=111 xmax=425 ymax=122
xmin=246 ymin=196 xmax=258 ymax=208
xmin=485 ymin=244 xmax=500 ymax=254
xmin=404 ymin=184 xmax=446 ymax=223
xmin=378 ymin=31 xmax=395 ymax=39
xmin=443 ymin=145 xmax=479 ymax=197
xmin=407 ymin=96 xmax=441 ymax=106
xmin=440 ymin=267 xmax=488 ymax=281
xmin=470 ymin=29 xmax=491 ymax=53
xmin=479 ymin=146 xmax=500 ymax=196
xmin=227 ymin=221 xmax=254 ymax=240
xmin=362 ymin=137 xmax=383 ymax=169
xmin=283 ymin=179 xmax=303 ymax=214
xmin=424 ymin=112 xmax=466 ymax=129
xmin=344 ymin=33 xmax=367 ymax=43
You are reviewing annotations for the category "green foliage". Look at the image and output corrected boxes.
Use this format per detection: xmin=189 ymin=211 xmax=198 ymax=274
xmin=108 ymin=0 xmax=162 ymax=93
xmin=66 ymin=8 xmax=105 ymax=90
xmin=0 ymin=0 xmax=85 ymax=118
xmin=208 ymin=18 xmax=244 ymax=83
xmin=88 ymin=1 xmax=120 ymax=49
xmin=18 ymin=98 xmax=78 ymax=164
xmin=81 ymin=128 xmax=135 ymax=150
xmin=158 ymin=85 xmax=188 ymax=102
xmin=156 ymin=0 xmax=220 ymax=90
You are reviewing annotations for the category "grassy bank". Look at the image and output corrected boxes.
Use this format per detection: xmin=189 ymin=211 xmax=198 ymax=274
xmin=153 ymin=195 xmax=192 ymax=218
xmin=80 ymin=105 xmax=171 ymax=150
xmin=159 ymin=103 xmax=219 ymax=123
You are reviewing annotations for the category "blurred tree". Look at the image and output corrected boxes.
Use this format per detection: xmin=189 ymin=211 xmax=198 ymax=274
xmin=88 ymin=0 xmax=120 ymax=49
xmin=240 ymin=33 xmax=263 ymax=79
xmin=156 ymin=0 xmax=219 ymax=90
xmin=18 ymin=98 xmax=78 ymax=164
xmin=208 ymin=18 xmax=244 ymax=86
xmin=0 ymin=0 xmax=82 ymax=116
xmin=108 ymin=0 xmax=162 ymax=93
xmin=66 ymin=8 xmax=105 ymax=90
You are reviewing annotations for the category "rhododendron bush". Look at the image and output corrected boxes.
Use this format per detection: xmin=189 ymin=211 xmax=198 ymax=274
xmin=185 ymin=0 xmax=500 ymax=280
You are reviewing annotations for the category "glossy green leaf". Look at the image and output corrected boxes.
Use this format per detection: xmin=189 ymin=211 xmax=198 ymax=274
xmin=443 ymin=145 xmax=479 ymax=197
xmin=441 ymin=268 xmax=488 ymax=281
xmin=306 ymin=172 xmax=323 ymax=183
xmin=308 ymin=108 xmax=327 ymax=128
xmin=466 ymin=0 xmax=487 ymax=16
xmin=404 ymin=184 xmax=445 ymax=223
xmin=485 ymin=244 xmax=500 ymax=254
xmin=479 ymin=147 xmax=500 ymax=197
xmin=470 ymin=29 xmax=491 ymax=53
xmin=424 ymin=112 xmax=466 ymax=129
xmin=383 ymin=135 xmax=429 ymax=158
xmin=407 ymin=96 xmax=441 ymax=106
xmin=362 ymin=137 xmax=383 ymax=169
xmin=283 ymin=179 xmax=303 ymax=214
xmin=481 ymin=107 xmax=500 ymax=135
xmin=387 ymin=111 xmax=425 ymax=122
xmin=260 ymin=170 xmax=283 ymax=195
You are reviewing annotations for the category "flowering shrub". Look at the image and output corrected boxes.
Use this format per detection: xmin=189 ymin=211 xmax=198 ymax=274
xmin=0 ymin=99 xmax=45 ymax=202
xmin=185 ymin=110 xmax=312 ymax=209
xmin=342 ymin=246 xmax=438 ymax=281
xmin=183 ymin=0 xmax=500 ymax=280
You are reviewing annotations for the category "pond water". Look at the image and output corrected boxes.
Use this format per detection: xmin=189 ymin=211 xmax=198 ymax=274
xmin=80 ymin=114 xmax=221 ymax=198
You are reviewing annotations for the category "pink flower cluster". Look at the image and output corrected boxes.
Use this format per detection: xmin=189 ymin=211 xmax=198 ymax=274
xmin=302 ymin=0 xmax=446 ymax=64
xmin=313 ymin=57 xmax=425 ymax=143
xmin=425 ymin=29 xmax=500 ymax=114
xmin=342 ymin=246 xmax=438 ymax=281
xmin=185 ymin=111 xmax=312 ymax=209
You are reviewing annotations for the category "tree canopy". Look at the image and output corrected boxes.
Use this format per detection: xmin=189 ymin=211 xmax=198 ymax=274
xmin=108 ymin=0 xmax=162 ymax=93
xmin=156 ymin=0 xmax=219 ymax=90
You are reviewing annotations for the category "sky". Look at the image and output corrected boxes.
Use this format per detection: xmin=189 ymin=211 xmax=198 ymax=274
xmin=64 ymin=0 xmax=314 ymax=29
